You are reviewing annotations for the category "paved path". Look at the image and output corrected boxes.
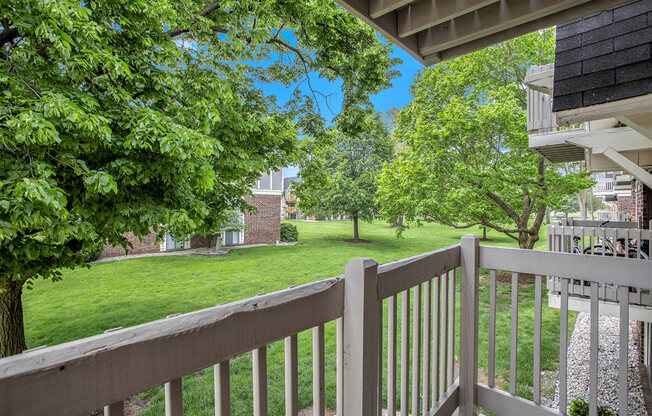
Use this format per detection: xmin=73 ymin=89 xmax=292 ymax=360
xmin=91 ymin=242 xmax=298 ymax=264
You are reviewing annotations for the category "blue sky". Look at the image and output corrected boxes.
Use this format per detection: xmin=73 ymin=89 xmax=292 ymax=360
xmin=273 ymin=46 xmax=424 ymax=178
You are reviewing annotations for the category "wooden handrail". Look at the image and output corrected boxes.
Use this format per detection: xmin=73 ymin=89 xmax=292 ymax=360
xmin=480 ymin=246 xmax=652 ymax=289
xmin=0 ymin=277 xmax=343 ymax=415
xmin=377 ymin=244 xmax=461 ymax=299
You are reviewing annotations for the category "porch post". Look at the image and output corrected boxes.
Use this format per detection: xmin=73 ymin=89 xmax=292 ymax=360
xmin=459 ymin=235 xmax=479 ymax=416
xmin=342 ymin=257 xmax=380 ymax=416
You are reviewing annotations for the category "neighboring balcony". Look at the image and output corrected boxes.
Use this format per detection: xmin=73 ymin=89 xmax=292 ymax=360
xmin=1 ymin=236 xmax=650 ymax=416
xmin=592 ymin=177 xmax=615 ymax=197
xmin=285 ymin=194 xmax=297 ymax=203
xmin=548 ymin=220 xmax=651 ymax=316
xmin=285 ymin=206 xmax=297 ymax=214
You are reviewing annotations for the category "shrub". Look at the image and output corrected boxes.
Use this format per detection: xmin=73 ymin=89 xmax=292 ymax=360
xmin=569 ymin=398 xmax=615 ymax=416
xmin=280 ymin=223 xmax=298 ymax=242
xmin=78 ymin=241 xmax=106 ymax=263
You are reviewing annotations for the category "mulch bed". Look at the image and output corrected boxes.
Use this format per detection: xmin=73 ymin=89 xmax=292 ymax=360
xmin=343 ymin=238 xmax=372 ymax=244
xmin=494 ymin=272 xmax=537 ymax=285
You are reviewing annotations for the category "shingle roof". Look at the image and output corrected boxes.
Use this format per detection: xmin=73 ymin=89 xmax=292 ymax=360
xmin=283 ymin=177 xmax=303 ymax=191
xmin=552 ymin=0 xmax=652 ymax=112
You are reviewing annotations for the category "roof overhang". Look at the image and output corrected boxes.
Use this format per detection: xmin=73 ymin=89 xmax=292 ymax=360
xmin=335 ymin=0 xmax=633 ymax=65
xmin=556 ymin=94 xmax=652 ymax=128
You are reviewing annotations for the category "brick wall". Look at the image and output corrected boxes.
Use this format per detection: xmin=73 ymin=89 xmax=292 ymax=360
xmin=244 ymin=194 xmax=281 ymax=244
xmin=635 ymin=179 xmax=652 ymax=228
xmin=102 ymin=231 xmax=160 ymax=257
xmin=617 ymin=195 xmax=635 ymax=220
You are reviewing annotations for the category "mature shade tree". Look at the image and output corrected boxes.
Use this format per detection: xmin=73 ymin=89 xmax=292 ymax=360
xmin=377 ymin=30 xmax=592 ymax=249
xmin=297 ymin=107 xmax=394 ymax=240
xmin=0 ymin=0 xmax=399 ymax=356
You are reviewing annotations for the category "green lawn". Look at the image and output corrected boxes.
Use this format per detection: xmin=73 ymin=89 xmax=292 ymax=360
xmin=23 ymin=220 xmax=569 ymax=414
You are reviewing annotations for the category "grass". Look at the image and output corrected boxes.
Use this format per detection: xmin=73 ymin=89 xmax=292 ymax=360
xmin=22 ymin=220 xmax=572 ymax=414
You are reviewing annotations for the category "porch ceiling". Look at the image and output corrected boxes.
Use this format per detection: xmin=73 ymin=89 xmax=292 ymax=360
xmin=528 ymin=129 xmax=587 ymax=163
xmin=335 ymin=0 xmax=632 ymax=65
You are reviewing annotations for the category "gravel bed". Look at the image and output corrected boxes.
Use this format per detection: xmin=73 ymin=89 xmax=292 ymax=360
xmin=550 ymin=312 xmax=646 ymax=415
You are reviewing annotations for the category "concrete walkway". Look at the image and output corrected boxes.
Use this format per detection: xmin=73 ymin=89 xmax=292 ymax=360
xmin=91 ymin=241 xmax=299 ymax=264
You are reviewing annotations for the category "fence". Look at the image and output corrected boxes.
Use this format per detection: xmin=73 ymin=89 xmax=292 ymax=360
xmin=1 ymin=236 xmax=650 ymax=416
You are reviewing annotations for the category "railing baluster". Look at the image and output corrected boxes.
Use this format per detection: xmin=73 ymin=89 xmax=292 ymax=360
xmin=104 ymin=401 xmax=124 ymax=416
xmin=432 ymin=274 xmax=440 ymax=403
xmin=447 ymin=269 xmax=455 ymax=385
xmin=412 ymin=284 xmax=422 ymax=416
xmin=388 ymin=295 xmax=397 ymax=416
xmin=215 ymin=361 xmax=231 ymax=416
xmin=423 ymin=280 xmax=432 ymax=415
xmin=560 ymin=277 xmax=569 ymax=413
xmin=285 ymin=335 xmax=298 ymax=416
xmin=533 ymin=275 xmax=542 ymax=404
xmin=602 ymin=228 xmax=607 ymax=257
xmin=378 ymin=304 xmax=383 ymax=416
xmin=313 ymin=325 xmax=325 ymax=416
xmin=440 ymin=272 xmax=449 ymax=394
xmin=253 ymin=346 xmax=268 ymax=416
xmin=637 ymin=229 xmax=642 ymax=259
xmin=619 ymin=286 xmax=629 ymax=416
xmin=590 ymin=283 xmax=599 ymax=416
xmin=488 ymin=269 xmax=497 ymax=388
xmin=336 ymin=318 xmax=343 ymax=416
xmin=165 ymin=378 xmax=183 ymax=416
xmin=510 ymin=272 xmax=519 ymax=395
xmin=401 ymin=289 xmax=410 ymax=416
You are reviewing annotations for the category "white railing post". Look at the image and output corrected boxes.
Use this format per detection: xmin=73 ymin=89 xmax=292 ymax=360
xmin=342 ymin=257 xmax=380 ymax=416
xmin=459 ymin=235 xmax=479 ymax=416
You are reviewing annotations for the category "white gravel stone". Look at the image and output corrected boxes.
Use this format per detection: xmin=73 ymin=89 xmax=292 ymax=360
xmin=551 ymin=312 xmax=647 ymax=415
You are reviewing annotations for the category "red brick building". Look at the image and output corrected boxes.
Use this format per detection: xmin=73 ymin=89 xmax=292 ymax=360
xmin=102 ymin=170 xmax=283 ymax=257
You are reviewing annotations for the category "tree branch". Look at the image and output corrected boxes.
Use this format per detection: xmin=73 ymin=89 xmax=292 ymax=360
xmin=267 ymin=37 xmax=323 ymax=114
xmin=165 ymin=2 xmax=222 ymax=38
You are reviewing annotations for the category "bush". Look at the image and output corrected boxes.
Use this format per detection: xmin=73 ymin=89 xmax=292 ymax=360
xmin=569 ymin=398 xmax=615 ymax=416
xmin=280 ymin=223 xmax=298 ymax=242
xmin=78 ymin=240 xmax=106 ymax=263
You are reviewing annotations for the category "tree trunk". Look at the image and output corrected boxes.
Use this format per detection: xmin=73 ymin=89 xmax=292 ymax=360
xmin=0 ymin=279 xmax=27 ymax=358
xmin=545 ymin=207 xmax=550 ymax=224
xmin=391 ymin=216 xmax=404 ymax=228
xmin=590 ymin=188 xmax=595 ymax=220
xmin=518 ymin=231 xmax=539 ymax=249
xmin=353 ymin=215 xmax=359 ymax=240
xmin=577 ymin=189 xmax=588 ymax=220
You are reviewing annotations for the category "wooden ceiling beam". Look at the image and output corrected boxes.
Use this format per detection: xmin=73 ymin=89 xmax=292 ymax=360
xmin=369 ymin=0 xmax=414 ymax=19
xmin=434 ymin=0 xmax=631 ymax=62
xmin=335 ymin=0 xmax=424 ymax=64
xmin=397 ymin=0 xmax=500 ymax=38
xmin=418 ymin=0 xmax=595 ymax=55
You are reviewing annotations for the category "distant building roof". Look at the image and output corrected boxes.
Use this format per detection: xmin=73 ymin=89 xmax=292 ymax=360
xmin=283 ymin=176 xmax=303 ymax=191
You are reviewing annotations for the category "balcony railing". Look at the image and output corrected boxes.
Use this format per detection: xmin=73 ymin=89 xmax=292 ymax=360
xmin=1 ymin=236 xmax=650 ymax=416
xmin=548 ymin=222 xmax=651 ymax=308
xmin=593 ymin=178 xmax=615 ymax=195
xmin=285 ymin=194 xmax=297 ymax=203
xmin=285 ymin=206 xmax=297 ymax=214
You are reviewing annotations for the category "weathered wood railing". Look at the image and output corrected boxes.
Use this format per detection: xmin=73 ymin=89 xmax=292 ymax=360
xmin=0 ymin=278 xmax=344 ymax=416
xmin=1 ymin=236 xmax=650 ymax=416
